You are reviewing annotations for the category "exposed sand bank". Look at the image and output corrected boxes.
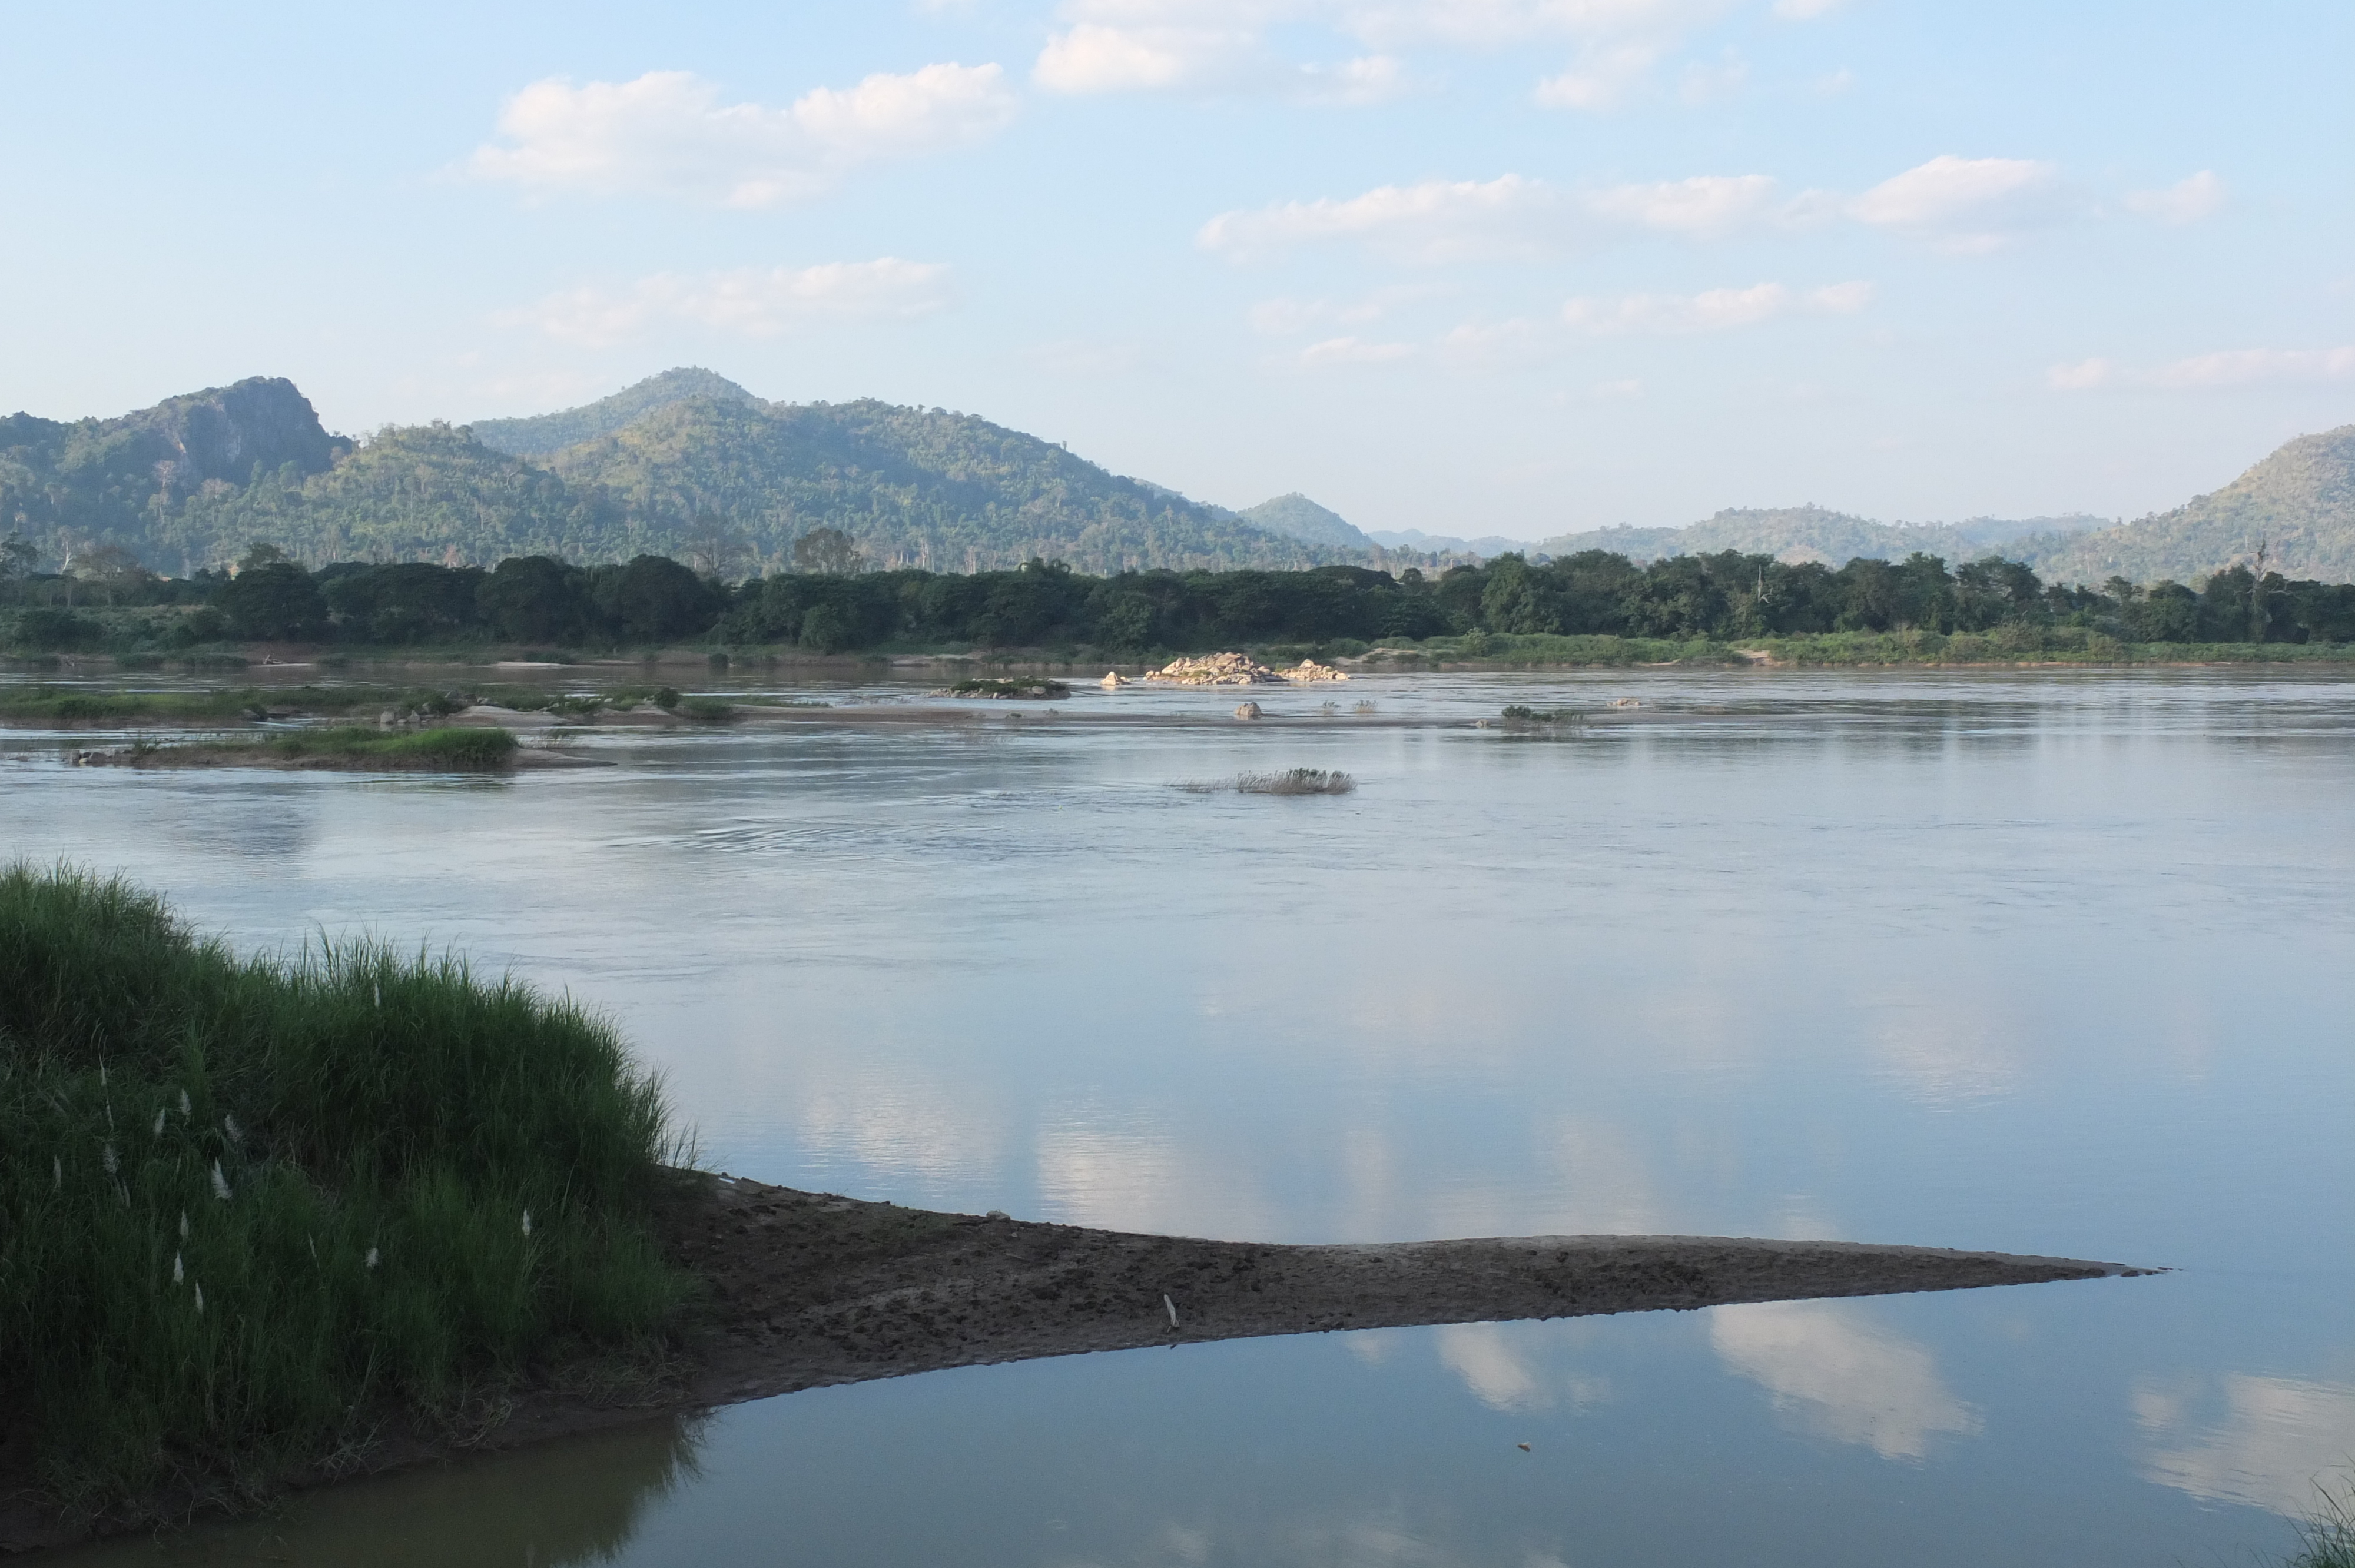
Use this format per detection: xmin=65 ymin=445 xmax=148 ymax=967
xmin=0 ymin=1175 xmax=2150 ymax=1552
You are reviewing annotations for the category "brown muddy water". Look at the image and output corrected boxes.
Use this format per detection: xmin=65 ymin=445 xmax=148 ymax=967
xmin=6 ymin=666 xmax=2353 ymax=1566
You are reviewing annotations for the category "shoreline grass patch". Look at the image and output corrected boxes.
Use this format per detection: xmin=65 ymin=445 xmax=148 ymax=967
xmin=0 ymin=866 xmax=694 ymax=1523
xmin=111 ymin=726 xmax=521 ymax=771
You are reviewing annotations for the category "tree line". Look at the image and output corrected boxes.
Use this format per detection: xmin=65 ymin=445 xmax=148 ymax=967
xmin=6 ymin=530 xmax=2354 ymax=650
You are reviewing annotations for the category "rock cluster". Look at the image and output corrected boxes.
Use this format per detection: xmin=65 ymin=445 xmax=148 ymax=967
xmin=1139 ymin=652 xmax=1285 ymax=685
xmin=1138 ymin=653 xmax=1354 ymax=686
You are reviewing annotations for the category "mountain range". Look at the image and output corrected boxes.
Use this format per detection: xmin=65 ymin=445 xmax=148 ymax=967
xmin=1 ymin=370 xmax=2347 ymax=586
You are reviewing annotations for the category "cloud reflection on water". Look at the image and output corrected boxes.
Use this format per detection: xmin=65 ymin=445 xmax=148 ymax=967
xmin=2138 ymin=1372 xmax=2355 ymax=1516
xmin=1710 ymin=1300 xmax=1982 ymax=1460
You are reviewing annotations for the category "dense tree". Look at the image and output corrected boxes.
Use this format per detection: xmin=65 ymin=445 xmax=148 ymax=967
xmin=477 ymin=556 xmax=597 ymax=644
xmin=214 ymin=560 xmax=329 ymax=640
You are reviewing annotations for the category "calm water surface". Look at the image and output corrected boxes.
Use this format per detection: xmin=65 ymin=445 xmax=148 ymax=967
xmin=9 ymin=667 xmax=2353 ymax=1566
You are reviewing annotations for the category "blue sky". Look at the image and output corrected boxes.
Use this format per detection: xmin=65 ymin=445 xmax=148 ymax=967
xmin=3 ymin=0 xmax=2349 ymax=538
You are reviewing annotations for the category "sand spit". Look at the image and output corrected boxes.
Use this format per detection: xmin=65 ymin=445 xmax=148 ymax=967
xmin=0 ymin=1176 xmax=2150 ymax=1552
xmin=664 ymin=1178 xmax=2148 ymax=1410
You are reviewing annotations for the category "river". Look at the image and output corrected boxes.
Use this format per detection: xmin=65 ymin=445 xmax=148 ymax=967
xmin=9 ymin=665 xmax=2353 ymax=1566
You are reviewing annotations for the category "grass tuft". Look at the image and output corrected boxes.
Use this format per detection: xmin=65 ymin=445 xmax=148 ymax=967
xmin=2287 ymin=1474 xmax=2355 ymax=1568
xmin=0 ymin=865 xmax=692 ymax=1520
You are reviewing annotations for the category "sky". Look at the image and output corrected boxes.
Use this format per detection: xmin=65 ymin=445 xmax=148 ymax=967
xmin=2 ymin=0 xmax=2350 ymax=539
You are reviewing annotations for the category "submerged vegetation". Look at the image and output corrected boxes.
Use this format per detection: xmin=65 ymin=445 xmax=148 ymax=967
xmin=947 ymin=678 xmax=1071 ymax=699
xmin=1178 ymin=768 xmax=1357 ymax=796
xmin=0 ymin=867 xmax=692 ymax=1520
xmin=239 ymin=726 xmax=519 ymax=768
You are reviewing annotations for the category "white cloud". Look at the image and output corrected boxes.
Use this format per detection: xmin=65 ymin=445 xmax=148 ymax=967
xmin=509 ymin=260 xmax=953 ymax=347
xmin=1435 ymin=316 xmax=1557 ymax=367
xmin=1300 ymin=54 xmax=1414 ymax=102
xmin=1561 ymin=280 xmax=1870 ymax=333
xmin=471 ymin=64 xmax=1016 ymax=207
xmin=1289 ymin=335 xmax=1418 ymax=368
xmin=2154 ymin=345 xmax=2355 ymax=389
xmin=1035 ymin=17 xmax=1256 ymax=92
xmin=1583 ymin=173 xmax=1788 ymax=238
xmin=1345 ymin=0 xmax=1729 ymax=49
xmin=1248 ymin=283 xmax=1452 ymax=335
xmin=1711 ymin=1301 xmax=1982 ymax=1460
xmin=1848 ymin=155 xmax=2081 ymax=251
xmin=2046 ymin=357 xmax=2117 ymax=392
xmin=1534 ymin=41 xmax=1664 ymax=109
xmin=2123 ymin=170 xmax=2226 ymax=225
xmin=1202 ymin=174 xmax=1565 ymax=263
xmin=1200 ymin=172 xmax=1797 ymax=263
xmin=1034 ymin=0 xmax=1726 ymax=100
xmin=2048 ymin=344 xmax=2355 ymax=393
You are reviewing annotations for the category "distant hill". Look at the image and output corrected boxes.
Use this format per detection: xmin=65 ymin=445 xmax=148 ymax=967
xmin=1533 ymin=506 xmax=2104 ymax=568
xmin=0 ymin=377 xmax=341 ymax=572
xmin=1236 ymin=493 xmax=1374 ymax=550
xmin=538 ymin=393 xmax=1338 ymax=573
xmin=161 ymin=421 xmax=619 ymax=568
xmin=1368 ymin=529 xmax=1540 ymax=556
xmin=2018 ymin=425 xmax=2355 ymax=585
xmin=11 ymin=372 xmax=2347 ymax=586
xmin=467 ymin=368 xmax=758 ymax=457
xmin=6 ymin=373 xmax=1355 ymax=574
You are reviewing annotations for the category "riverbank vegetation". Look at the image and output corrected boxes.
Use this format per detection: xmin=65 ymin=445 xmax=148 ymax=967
xmin=152 ymin=726 xmax=522 ymax=769
xmin=0 ymin=682 xmax=693 ymax=729
xmin=0 ymin=867 xmax=692 ymax=1524
xmin=9 ymin=542 xmax=2355 ymax=665
xmin=2285 ymin=1477 xmax=2355 ymax=1568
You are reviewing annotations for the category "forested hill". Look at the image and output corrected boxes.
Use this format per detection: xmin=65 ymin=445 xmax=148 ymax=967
xmin=0 ymin=377 xmax=344 ymax=574
xmin=1237 ymin=493 xmax=1376 ymax=550
xmin=467 ymin=368 xmax=759 ymax=457
xmin=2021 ymin=424 xmax=2355 ymax=584
xmin=538 ymin=394 xmax=1333 ymax=573
xmin=1533 ymin=506 xmax=2104 ymax=568
xmin=2 ymin=374 xmax=1352 ymax=576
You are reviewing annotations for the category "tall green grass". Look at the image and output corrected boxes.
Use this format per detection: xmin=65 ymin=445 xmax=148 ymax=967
xmin=0 ymin=866 xmax=692 ymax=1519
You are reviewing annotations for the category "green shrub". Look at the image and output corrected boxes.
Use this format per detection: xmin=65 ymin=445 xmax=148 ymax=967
xmin=0 ymin=867 xmax=692 ymax=1515
xmin=252 ymin=726 xmax=519 ymax=769
xmin=676 ymin=697 xmax=735 ymax=723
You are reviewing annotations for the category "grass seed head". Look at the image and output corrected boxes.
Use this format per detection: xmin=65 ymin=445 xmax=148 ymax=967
xmin=171 ymin=1252 xmax=183 ymax=1285
xmin=102 ymin=1142 xmax=118 ymax=1175
xmin=151 ymin=1106 xmax=165 ymax=1138
xmin=210 ymin=1161 xmax=232 ymax=1202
